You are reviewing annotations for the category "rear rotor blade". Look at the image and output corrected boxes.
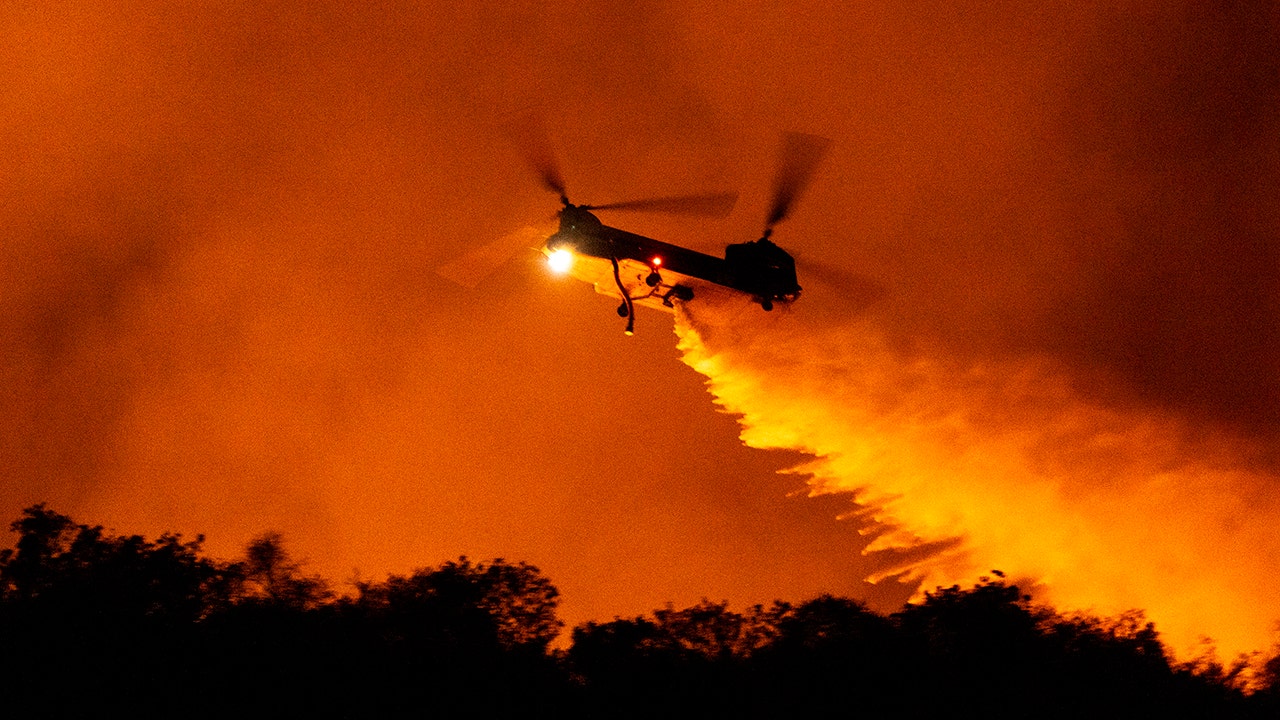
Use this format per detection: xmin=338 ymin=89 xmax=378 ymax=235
xmin=766 ymin=131 xmax=831 ymax=229
xmin=504 ymin=113 xmax=568 ymax=200
xmin=587 ymin=191 xmax=738 ymax=218
xmin=782 ymin=244 xmax=887 ymax=313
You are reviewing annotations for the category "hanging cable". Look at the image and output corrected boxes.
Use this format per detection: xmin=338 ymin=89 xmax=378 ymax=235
xmin=609 ymin=250 xmax=635 ymax=335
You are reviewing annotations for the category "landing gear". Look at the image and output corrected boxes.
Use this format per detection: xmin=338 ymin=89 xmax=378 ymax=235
xmin=761 ymin=299 xmax=774 ymax=311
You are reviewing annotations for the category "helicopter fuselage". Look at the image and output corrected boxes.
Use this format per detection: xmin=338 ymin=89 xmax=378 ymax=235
xmin=543 ymin=206 xmax=800 ymax=322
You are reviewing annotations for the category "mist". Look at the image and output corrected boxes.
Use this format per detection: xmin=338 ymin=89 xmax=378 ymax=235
xmin=3 ymin=0 xmax=1277 ymax=645
xmin=677 ymin=296 xmax=1279 ymax=660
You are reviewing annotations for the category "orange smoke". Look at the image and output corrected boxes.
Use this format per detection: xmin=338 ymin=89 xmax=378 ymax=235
xmin=676 ymin=300 xmax=1280 ymax=663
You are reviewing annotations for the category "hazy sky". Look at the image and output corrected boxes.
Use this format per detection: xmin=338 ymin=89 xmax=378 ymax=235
xmin=3 ymin=0 xmax=1277 ymax=652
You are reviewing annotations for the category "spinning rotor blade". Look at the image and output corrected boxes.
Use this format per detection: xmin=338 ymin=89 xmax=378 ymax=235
xmin=436 ymin=224 xmax=554 ymax=288
xmin=504 ymin=113 xmax=568 ymax=199
xmin=796 ymin=255 xmax=886 ymax=311
xmin=765 ymin=131 xmax=831 ymax=230
xmin=587 ymin=191 xmax=738 ymax=218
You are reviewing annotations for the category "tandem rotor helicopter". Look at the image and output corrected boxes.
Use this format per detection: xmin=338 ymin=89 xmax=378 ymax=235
xmin=442 ymin=119 xmax=832 ymax=335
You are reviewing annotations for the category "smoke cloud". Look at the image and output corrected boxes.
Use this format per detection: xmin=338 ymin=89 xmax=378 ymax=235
xmin=3 ymin=0 xmax=1277 ymax=649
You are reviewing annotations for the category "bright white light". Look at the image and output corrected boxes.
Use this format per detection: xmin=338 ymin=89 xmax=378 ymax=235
xmin=547 ymin=248 xmax=574 ymax=273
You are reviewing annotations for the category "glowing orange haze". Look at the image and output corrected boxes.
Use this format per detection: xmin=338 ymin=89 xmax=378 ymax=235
xmin=2 ymin=0 xmax=1277 ymax=660
xmin=676 ymin=300 xmax=1280 ymax=661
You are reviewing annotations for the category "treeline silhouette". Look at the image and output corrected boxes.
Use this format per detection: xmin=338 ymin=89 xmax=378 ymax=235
xmin=2 ymin=505 xmax=1277 ymax=718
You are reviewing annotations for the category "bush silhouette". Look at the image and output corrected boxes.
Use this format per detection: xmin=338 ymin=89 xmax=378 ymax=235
xmin=1 ymin=505 xmax=1275 ymax=718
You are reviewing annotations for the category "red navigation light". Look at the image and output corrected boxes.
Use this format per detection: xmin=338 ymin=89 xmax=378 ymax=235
xmin=651 ymin=256 xmax=663 ymax=267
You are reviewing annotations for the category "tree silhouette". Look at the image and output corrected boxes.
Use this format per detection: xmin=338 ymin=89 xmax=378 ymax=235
xmin=321 ymin=556 xmax=570 ymax=716
xmin=2 ymin=505 xmax=1275 ymax=717
xmin=568 ymin=600 xmax=785 ymax=716
xmin=233 ymin=531 xmax=331 ymax=609
xmin=0 ymin=505 xmax=233 ymax=716
xmin=355 ymin=556 xmax=562 ymax=652
xmin=0 ymin=503 xmax=77 ymax=601
xmin=0 ymin=504 xmax=228 ymax=624
xmin=750 ymin=595 xmax=904 ymax=715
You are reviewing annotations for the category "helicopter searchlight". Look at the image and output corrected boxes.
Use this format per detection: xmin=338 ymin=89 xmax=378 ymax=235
xmin=546 ymin=248 xmax=574 ymax=274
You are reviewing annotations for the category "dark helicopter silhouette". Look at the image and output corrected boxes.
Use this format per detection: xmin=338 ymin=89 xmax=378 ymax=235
xmin=441 ymin=120 xmax=831 ymax=335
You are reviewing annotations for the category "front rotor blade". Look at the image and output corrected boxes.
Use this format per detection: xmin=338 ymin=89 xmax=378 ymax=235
xmin=766 ymin=131 xmax=831 ymax=228
xmin=436 ymin=224 xmax=553 ymax=288
xmin=504 ymin=113 xmax=568 ymax=198
xmin=587 ymin=192 xmax=738 ymax=217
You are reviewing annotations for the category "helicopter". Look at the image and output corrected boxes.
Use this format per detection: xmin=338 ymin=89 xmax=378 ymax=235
xmin=441 ymin=123 xmax=831 ymax=335
xmin=542 ymin=195 xmax=802 ymax=336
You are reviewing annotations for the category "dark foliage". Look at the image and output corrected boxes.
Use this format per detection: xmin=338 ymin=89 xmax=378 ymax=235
xmin=0 ymin=507 xmax=568 ymax=717
xmin=1 ymin=506 xmax=1277 ymax=718
xmin=568 ymin=599 xmax=779 ymax=716
xmin=752 ymin=594 xmax=906 ymax=716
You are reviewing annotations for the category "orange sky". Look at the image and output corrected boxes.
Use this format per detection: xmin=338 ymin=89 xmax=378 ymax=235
xmin=2 ymin=0 xmax=1278 ymax=651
